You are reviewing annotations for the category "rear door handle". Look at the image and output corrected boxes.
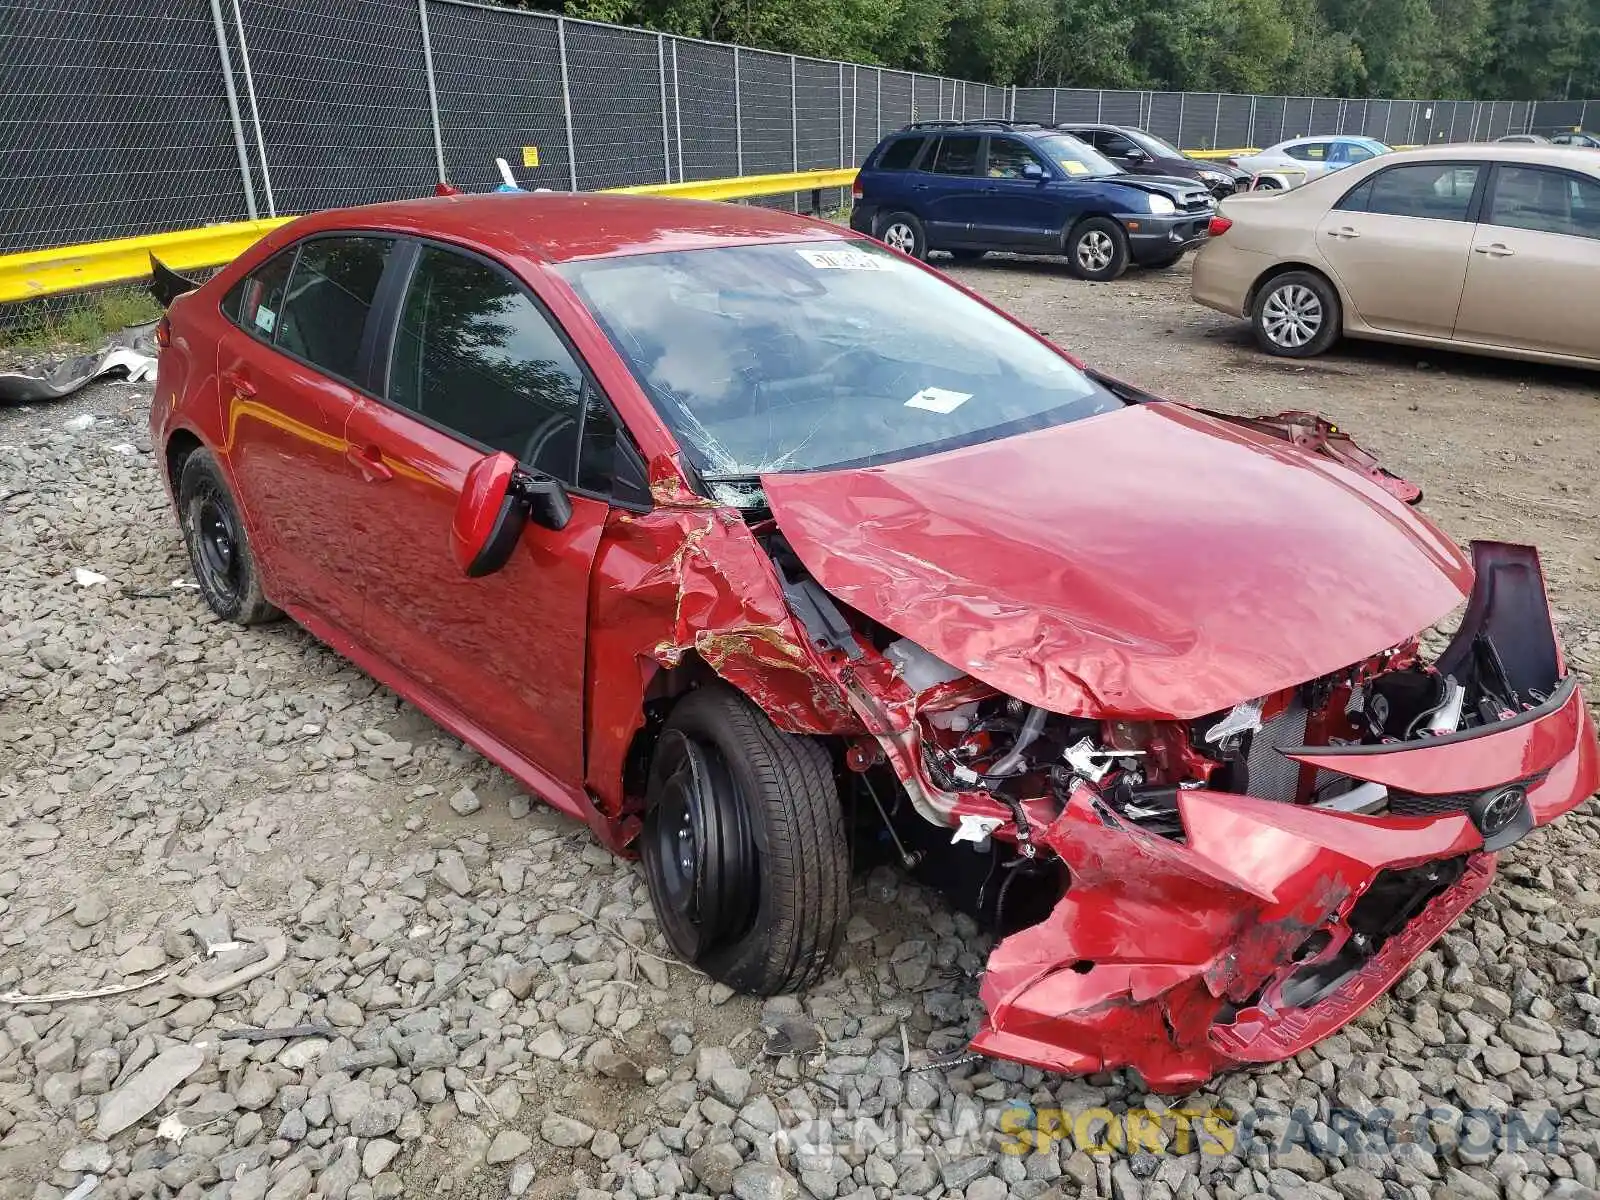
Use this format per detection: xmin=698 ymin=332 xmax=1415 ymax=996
xmin=1324 ymin=226 xmax=1360 ymax=239
xmin=1474 ymin=243 xmax=1515 ymax=257
xmin=221 ymin=369 xmax=256 ymax=398
xmin=345 ymin=444 xmax=393 ymax=482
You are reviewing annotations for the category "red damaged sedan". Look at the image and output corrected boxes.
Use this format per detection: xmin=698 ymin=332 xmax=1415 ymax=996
xmin=150 ymin=192 xmax=1597 ymax=1088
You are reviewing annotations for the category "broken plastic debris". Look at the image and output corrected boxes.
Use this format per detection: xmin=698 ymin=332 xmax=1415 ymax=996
xmin=109 ymin=442 xmax=136 ymax=455
xmin=0 ymin=953 xmax=198 ymax=1006
xmin=72 ymin=567 xmax=109 ymax=587
xmin=62 ymin=1177 xmax=98 ymax=1200
xmin=169 ymin=578 xmax=200 ymax=590
xmin=157 ymin=1114 xmax=188 ymax=1146
xmin=63 ymin=414 xmax=95 ymax=431
xmin=951 ymin=813 xmax=1004 ymax=845
xmin=1205 ymin=696 xmax=1265 ymax=743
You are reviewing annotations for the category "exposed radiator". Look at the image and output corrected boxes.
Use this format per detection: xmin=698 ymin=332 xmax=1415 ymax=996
xmin=1245 ymin=698 xmax=1308 ymax=803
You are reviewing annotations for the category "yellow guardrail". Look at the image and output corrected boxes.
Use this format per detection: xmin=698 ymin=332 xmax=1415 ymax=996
xmin=0 ymin=168 xmax=860 ymax=304
xmin=0 ymin=218 xmax=294 ymax=305
xmin=608 ymin=167 xmax=857 ymax=202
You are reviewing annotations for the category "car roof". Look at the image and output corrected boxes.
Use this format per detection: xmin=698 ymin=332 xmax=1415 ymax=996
xmin=1372 ymin=143 xmax=1600 ymax=171
xmin=276 ymin=192 xmax=852 ymax=264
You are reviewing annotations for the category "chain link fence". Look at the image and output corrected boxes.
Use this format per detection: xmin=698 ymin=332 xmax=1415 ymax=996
xmin=2 ymin=0 xmax=1595 ymax=260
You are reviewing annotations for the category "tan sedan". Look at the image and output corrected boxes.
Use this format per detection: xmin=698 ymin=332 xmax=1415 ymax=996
xmin=1192 ymin=145 xmax=1600 ymax=366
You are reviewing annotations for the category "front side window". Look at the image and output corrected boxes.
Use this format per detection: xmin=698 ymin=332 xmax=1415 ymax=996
xmin=1099 ymin=132 xmax=1142 ymax=158
xmin=1487 ymin=166 xmax=1600 ymax=240
xmin=929 ymin=135 xmax=981 ymax=176
xmin=1340 ymin=163 xmax=1479 ymax=221
xmin=389 ymin=246 xmax=586 ymax=482
xmin=558 ymin=240 xmax=1121 ymax=483
xmin=986 ymin=137 xmax=1048 ymax=179
xmin=276 ymin=237 xmax=393 ymax=380
xmin=876 ymin=136 xmax=926 ymax=171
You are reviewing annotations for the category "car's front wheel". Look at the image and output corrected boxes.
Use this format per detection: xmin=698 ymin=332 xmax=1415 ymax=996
xmin=1252 ymin=270 xmax=1341 ymax=357
xmin=876 ymin=212 xmax=926 ymax=259
xmin=641 ymin=684 xmax=848 ymax=995
xmin=1066 ymin=217 xmax=1129 ymax=282
xmin=177 ymin=448 xmax=280 ymax=625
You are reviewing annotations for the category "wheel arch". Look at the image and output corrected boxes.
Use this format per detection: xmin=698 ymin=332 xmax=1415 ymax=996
xmin=164 ymin=427 xmax=205 ymax=499
xmin=1246 ymin=261 xmax=1346 ymax=321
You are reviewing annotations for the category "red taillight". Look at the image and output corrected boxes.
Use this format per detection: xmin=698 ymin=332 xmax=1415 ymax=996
xmin=1208 ymin=215 xmax=1233 ymax=237
xmin=851 ymin=177 xmax=863 ymax=200
xmin=155 ymin=316 xmax=171 ymax=349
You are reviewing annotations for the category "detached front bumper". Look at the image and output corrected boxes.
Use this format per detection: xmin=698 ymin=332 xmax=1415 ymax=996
xmin=971 ymin=545 xmax=1599 ymax=1090
xmin=1119 ymin=211 xmax=1212 ymax=263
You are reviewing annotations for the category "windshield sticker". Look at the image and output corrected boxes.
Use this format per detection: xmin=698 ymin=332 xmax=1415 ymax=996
xmin=905 ymin=387 xmax=973 ymax=414
xmin=795 ymin=247 xmax=892 ymax=271
xmin=254 ymin=305 xmax=276 ymax=334
xmin=1060 ymin=160 xmax=1090 ymax=176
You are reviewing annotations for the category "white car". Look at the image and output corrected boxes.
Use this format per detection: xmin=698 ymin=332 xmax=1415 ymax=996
xmin=1231 ymin=137 xmax=1392 ymax=186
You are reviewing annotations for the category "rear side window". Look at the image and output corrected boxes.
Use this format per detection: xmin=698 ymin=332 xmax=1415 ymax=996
xmin=388 ymin=245 xmax=587 ymax=483
xmin=1340 ymin=163 xmax=1479 ymax=221
xmin=930 ymin=135 xmax=981 ymax=176
xmin=1487 ymin=166 xmax=1600 ymax=240
xmin=224 ymin=252 xmax=295 ymax=339
xmin=876 ymin=136 xmax=926 ymax=170
xmin=275 ymin=237 xmax=394 ymax=381
xmin=1285 ymin=143 xmax=1326 ymax=161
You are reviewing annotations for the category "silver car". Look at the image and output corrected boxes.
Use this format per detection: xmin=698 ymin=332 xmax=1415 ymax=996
xmin=1231 ymin=136 xmax=1392 ymax=184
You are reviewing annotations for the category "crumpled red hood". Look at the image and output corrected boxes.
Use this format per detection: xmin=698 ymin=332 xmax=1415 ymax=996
xmin=762 ymin=403 xmax=1473 ymax=719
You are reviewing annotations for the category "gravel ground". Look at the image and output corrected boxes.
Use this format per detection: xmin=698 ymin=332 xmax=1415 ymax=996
xmin=3 ymin=256 xmax=1600 ymax=1200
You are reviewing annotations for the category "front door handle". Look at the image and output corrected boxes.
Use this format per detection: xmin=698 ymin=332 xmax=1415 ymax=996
xmin=1473 ymin=243 xmax=1515 ymax=257
xmin=221 ymin=370 xmax=256 ymax=398
xmin=345 ymin=444 xmax=393 ymax=482
xmin=1324 ymin=226 xmax=1361 ymax=239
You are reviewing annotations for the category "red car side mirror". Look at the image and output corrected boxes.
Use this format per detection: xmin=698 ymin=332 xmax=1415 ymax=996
xmin=451 ymin=453 xmax=573 ymax=577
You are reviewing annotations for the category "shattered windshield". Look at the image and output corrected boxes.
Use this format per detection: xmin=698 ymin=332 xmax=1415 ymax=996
xmin=558 ymin=241 xmax=1120 ymax=484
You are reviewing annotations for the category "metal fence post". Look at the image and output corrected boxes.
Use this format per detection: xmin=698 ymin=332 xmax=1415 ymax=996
xmin=1096 ymin=89 xmax=1104 ymax=121
xmin=658 ymin=35 xmax=671 ymax=182
xmin=876 ymin=69 xmax=882 ymax=138
xmin=1247 ymin=95 xmax=1256 ymax=147
xmin=851 ymin=66 xmax=858 ymax=160
xmin=208 ymin=0 xmax=257 ymax=219
xmin=1212 ymin=97 xmax=1221 ymax=148
xmin=228 ymin=0 xmax=275 ymax=217
xmin=733 ymin=48 xmax=743 ymax=175
xmin=1381 ymin=103 xmax=1392 ymax=144
xmin=1175 ymin=92 xmax=1185 ymax=144
xmin=1581 ymin=100 xmax=1589 ymax=131
xmin=672 ymin=39 xmax=683 ymax=182
xmin=790 ymin=56 xmax=798 ymax=171
xmin=416 ymin=0 xmax=447 ymax=182
xmin=838 ymin=62 xmax=845 ymax=165
xmin=557 ymin=18 xmax=578 ymax=190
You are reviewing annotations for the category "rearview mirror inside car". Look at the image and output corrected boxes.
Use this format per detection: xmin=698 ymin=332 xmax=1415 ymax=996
xmin=451 ymin=452 xmax=573 ymax=578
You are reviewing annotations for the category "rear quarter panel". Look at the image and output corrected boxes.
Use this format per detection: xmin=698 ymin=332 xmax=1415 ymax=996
xmin=153 ymin=289 xmax=231 ymax=495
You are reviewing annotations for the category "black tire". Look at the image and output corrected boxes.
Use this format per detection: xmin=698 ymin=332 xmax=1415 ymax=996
xmin=947 ymin=249 xmax=987 ymax=263
xmin=876 ymin=211 xmax=926 ymax=260
xmin=1254 ymin=176 xmax=1284 ymax=191
xmin=1251 ymin=269 xmax=1342 ymax=358
xmin=1066 ymin=217 xmax=1129 ymax=282
xmin=177 ymin=448 xmax=280 ymax=625
xmin=1143 ymin=251 xmax=1186 ymax=269
xmin=640 ymin=684 xmax=848 ymax=995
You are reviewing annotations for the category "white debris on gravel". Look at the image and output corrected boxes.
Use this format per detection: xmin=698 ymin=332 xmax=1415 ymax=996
xmin=3 ymin=370 xmax=1600 ymax=1200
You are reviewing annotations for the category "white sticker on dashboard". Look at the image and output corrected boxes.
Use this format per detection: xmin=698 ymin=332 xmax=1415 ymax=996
xmin=255 ymin=305 xmax=276 ymax=334
xmin=904 ymin=387 xmax=972 ymax=414
xmin=795 ymin=247 xmax=891 ymax=271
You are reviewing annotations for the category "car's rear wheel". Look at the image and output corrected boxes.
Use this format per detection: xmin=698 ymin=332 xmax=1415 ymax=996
xmin=1066 ymin=217 xmax=1129 ymax=282
xmin=1254 ymin=176 xmax=1284 ymax=191
xmin=177 ymin=448 xmax=280 ymax=625
xmin=1252 ymin=270 xmax=1341 ymax=358
xmin=640 ymin=684 xmax=848 ymax=995
xmin=947 ymin=249 xmax=987 ymax=263
xmin=876 ymin=212 xmax=926 ymax=259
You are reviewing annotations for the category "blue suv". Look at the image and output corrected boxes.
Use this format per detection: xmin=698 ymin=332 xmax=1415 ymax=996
xmin=850 ymin=121 xmax=1216 ymax=281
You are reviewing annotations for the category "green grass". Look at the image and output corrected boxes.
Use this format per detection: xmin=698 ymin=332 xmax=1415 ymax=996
xmin=0 ymin=288 xmax=163 ymax=354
